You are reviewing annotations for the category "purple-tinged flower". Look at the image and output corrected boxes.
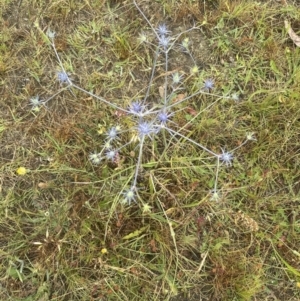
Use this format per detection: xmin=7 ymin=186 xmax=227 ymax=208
xmin=129 ymin=100 xmax=145 ymax=115
xmin=105 ymin=149 xmax=118 ymax=161
xmin=218 ymin=148 xmax=233 ymax=166
xmin=57 ymin=71 xmax=70 ymax=84
xmin=137 ymin=121 xmax=155 ymax=138
xmin=157 ymin=110 xmax=172 ymax=125
xmin=204 ymin=78 xmax=214 ymax=90
xmin=158 ymin=35 xmax=170 ymax=49
xmin=156 ymin=24 xmax=170 ymax=37
xmin=106 ymin=127 xmax=119 ymax=140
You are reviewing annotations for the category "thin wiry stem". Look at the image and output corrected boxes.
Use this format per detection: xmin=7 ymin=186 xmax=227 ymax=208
xmin=51 ymin=42 xmax=72 ymax=86
xmin=231 ymin=139 xmax=248 ymax=152
xmin=163 ymin=50 xmax=169 ymax=107
xmin=165 ymin=89 xmax=228 ymax=110
xmin=72 ymin=84 xmax=131 ymax=114
xmin=164 ymin=126 xmax=218 ymax=157
xmin=132 ymin=135 xmax=146 ymax=188
xmin=143 ymin=48 xmax=160 ymax=102
xmin=43 ymin=86 xmax=71 ymax=104
xmin=133 ymin=0 xmax=160 ymax=41
xmin=214 ymin=156 xmax=220 ymax=192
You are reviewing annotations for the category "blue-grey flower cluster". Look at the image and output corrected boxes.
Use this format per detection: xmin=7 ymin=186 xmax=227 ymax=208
xmin=29 ymin=1 xmax=255 ymax=205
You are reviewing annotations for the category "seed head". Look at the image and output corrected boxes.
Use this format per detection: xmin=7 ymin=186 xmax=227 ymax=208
xmin=139 ymin=32 xmax=147 ymax=43
xmin=231 ymin=92 xmax=240 ymax=101
xmin=46 ymin=28 xmax=56 ymax=39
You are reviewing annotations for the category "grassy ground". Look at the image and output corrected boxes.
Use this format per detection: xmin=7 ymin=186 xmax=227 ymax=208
xmin=1 ymin=0 xmax=300 ymax=300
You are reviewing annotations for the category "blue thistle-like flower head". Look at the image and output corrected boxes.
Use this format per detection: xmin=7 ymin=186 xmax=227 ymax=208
xmin=219 ymin=148 xmax=234 ymax=166
xmin=129 ymin=100 xmax=145 ymax=115
xmin=105 ymin=149 xmax=118 ymax=161
xmin=57 ymin=71 xmax=70 ymax=84
xmin=137 ymin=121 xmax=155 ymax=138
xmin=204 ymin=78 xmax=214 ymax=90
xmin=157 ymin=110 xmax=173 ymax=125
xmin=158 ymin=35 xmax=170 ymax=49
xmin=106 ymin=127 xmax=119 ymax=140
xmin=156 ymin=24 xmax=170 ymax=37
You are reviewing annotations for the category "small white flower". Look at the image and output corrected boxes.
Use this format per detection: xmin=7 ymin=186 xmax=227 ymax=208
xmin=89 ymin=152 xmax=102 ymax=165
xmin=231 ymin=93 xmax=240 ymax=101
xmin=122 ymin=187 xmax=136 ymax=205
xmin=246 ymin=132 xmax=256 ymax=141
xmin=46 ymin=28 xmax=56 ymax=39
xmin=139 ymin=32 xmax=147 ymax=43
xmin=172 ymin=72 xmax=183 ymax=85
xmin=210 ymin=189 xmax=221 ymax=201
xmin=29 ymin=95 xmax=44 ymax=110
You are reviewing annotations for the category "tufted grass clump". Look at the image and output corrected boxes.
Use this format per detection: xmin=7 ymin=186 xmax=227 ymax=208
xmin=1 ymin=1 xmax=300 ymax=301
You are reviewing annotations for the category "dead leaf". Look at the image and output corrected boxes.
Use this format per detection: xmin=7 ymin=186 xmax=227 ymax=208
xmin=173 ymin=93 xmax=187 ymax=103
xmin=185 ymin=106 xmax=198 ymax=116
xmin=38 ymin=182 xmax=50 ymax=189
xmin=285 ymin=20 xmax=300 ymax=47
xmin=158 ymin=85 xmax=165 ymax=99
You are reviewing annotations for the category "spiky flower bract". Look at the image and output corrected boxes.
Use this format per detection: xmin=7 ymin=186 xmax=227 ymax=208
xmin=129 ymin=100 xmax=145 ymax=115
xmin=57 ymin=71 xmax=70 ymax=84
xmin=219 ymin=148 xmax=234 ymax=166
xmin=122 ymin=187 xmax=136 ymax=205
xmin=106 ymin=127 xmax=119 ymax=140
xmin=89 ymin=152 xmax=102 ymax=165
xmin=137 ymin=121 xmax=156 ymax=138
xmin=204 ymin=78 xmax=214 ymax=90
xmin=157 ymin=23 xmax=170 ymax=36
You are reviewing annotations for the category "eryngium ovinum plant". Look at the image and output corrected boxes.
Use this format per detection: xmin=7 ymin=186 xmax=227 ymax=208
xmin=30 ymin=0 xmax=256 ymax=207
